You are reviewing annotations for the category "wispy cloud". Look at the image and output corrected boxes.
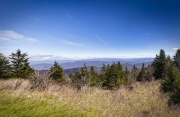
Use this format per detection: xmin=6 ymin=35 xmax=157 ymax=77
xmin=26 ymin=37 xmax=39 ymax=42
xmin=0 ymin=30 xmax=39 ymax=42
xmin=66 ymin=14 xmax=75 ymax=20
xmin=146 ymin=39 xmax=168 ymax=48
xmin=159 ymin=39 xmax=168 ymax=44
xmin=61 ymin=40 xmax=84 ymax=46
xmin=27 ymin=15 xmax=40 ymax=21
xmin=66 ymin=14 xmax=78 ymax=23
xmin=173 ymin=48 xmax=179 ymax=50
xmin=0 ymin=37 xmax=12 ymax=41
xmin=107 ymin=48 xmax=112 ymax=51
xmin=69 ymin=35 xmax=90 ymax=41
xmin=96 ymin=35 xmax=109 ymax=46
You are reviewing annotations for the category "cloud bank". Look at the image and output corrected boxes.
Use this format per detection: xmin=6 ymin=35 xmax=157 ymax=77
xmin=173 ymin=48 xmax=179 ymax=50
xmin=0 ymin=30 xmax=38 ymax=42
xmin=29 ymin=54 xmax=78 ymax=60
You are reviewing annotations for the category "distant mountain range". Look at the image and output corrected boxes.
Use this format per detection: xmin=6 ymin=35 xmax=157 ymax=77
xmin=30 ymin=58 xmax=154 ymax=75
xmin=30 ymin=58 xmax=154 ymax=65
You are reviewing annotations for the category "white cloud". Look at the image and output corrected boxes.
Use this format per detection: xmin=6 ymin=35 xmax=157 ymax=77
xmin=61 ymin=40 xmax=84 ymax=46
xmin=0 ymin=37 xmax=12 ymax=41
xmin=28 ymin=16 xmax=40 ymax=21
xmin=26 ymin=37 xmax=39 ymax=42
xmin=29 ymin=54 xmax=73 ymax=60
xmin=29 ymin=54 xmax=53 ymax=60
xmin=96 ymin=35 xmax=109 ymax=46
xmin=173 ymin=48 xmax=179 ymax=50
xmin=0 ymin=30 xmax=39 ymax=42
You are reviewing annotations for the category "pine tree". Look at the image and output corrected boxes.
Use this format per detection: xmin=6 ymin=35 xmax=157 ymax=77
xmin=125 ymin=66 xmax=129 ymax=84
xmin=101 ymin=63 xmax=106 ymax=73
xmin=152 ymin=49 xmax=167 ymax=80
xmin=130 ymin=65 xmax=139 ymax=83
xmin=173 ymin=49 xmax=180 ymax=73
xmin=106 ymin=63 xmax=117 ymax=89
xmin=102 ymin=62 xmax=126 ymax=89
xmin=99 ymin=64 xmax=107 ymax=87
xmin=90 ymin=66 xmax=99 ymax=86
xmin=145 ymin=64 xmax=154 ymax=81
xmin=49 ymin=61 xmax=66 ymax=83
xmin=80 ymin=63 xmax=90 ymax=86
xmin=0 ymin=53 xmax=11 ymax=79
xmin=116 ymin=62 xmax=126 ymax=86
xmin=161 ymin=63 xmax=179 ymax=93
xmin=9 ymin=49 xmax=34 ymax=78
xmin=137 ymin=63 xmax=145 ymax=81
xmin=160 ymin=63 xmax=180 ymax=104
xmin=71 ymin=72 xmax=81 ymax=85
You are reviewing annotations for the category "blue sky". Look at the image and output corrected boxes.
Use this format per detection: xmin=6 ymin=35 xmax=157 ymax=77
xmin=0 ymin=0 xmax=180 ymax=60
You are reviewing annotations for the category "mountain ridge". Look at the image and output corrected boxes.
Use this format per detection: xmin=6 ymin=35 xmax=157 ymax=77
xmin=30 ymin=58 xmax=153 ymax=75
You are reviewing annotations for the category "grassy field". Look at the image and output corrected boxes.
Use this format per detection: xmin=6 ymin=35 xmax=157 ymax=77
xmin=0 ymin=79 xmax=180 ymax=117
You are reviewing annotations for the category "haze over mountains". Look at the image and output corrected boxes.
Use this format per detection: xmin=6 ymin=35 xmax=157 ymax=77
xmin=30 ymin=58 xmax=154 ymax=74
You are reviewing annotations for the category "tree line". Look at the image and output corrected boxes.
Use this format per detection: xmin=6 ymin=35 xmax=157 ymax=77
xmin=0 ymin=49 xmax=180 ymax=104
xmin=0 ymin=49 xmax=34 ymax=79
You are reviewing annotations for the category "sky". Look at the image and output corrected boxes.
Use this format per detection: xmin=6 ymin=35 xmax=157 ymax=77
xmin=0 ymin=0 xmax=180 ymax=60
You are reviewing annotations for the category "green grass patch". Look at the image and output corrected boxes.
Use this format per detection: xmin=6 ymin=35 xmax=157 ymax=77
xmin=0 ymin=90 xmax=88 ymax=117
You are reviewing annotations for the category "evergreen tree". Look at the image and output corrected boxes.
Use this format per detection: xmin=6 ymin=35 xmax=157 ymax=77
xmin=125 ymin=66 xmax=129 ymax=84
xmin=130 ymin=65 xmax=139 ymax=83
xmin=152 ymin=49 xmax=167 ymax=80
xmin=71 ymin=63 xmax=91 ymax=87
xmin=99 ymin=64 xmax=107 ymax=87
xmin=116 ymin=62 xmax=126 ymax=86
xmin=166 ymin=55 xmax=172 ymax=68
xmin=161 ymin=63 xmax=179 ymax=93
xmin=105 ymin=63 xmax=117 ymax=89
xmin=160 ymin=63 xmax=180 ymax=104
xmin=9 ymin=49 xmax=34 ymax=78
xmin=145 ymin=64 xmax=154 ymax=81
xmin=71 ymin=71 xmax=81 ymax=85
xmin=137 ymin=63 xmax=146 ymax=81
xmin=90 ymin=66 xmax=99 ymax=86
xmin=80 ymin=63 xmax=90 ymax=86
xmin=102 ymin=62 xmax=126 ymax=89
xmin=101 ymin=63 xmax=106 ymax=73
xmin=173 ymin=49 xmax=180 ymax=73
xmin=0 ymin=53 xmax=11 ymax=79
xmin=49 ymin=61 xmax=66 ymax=83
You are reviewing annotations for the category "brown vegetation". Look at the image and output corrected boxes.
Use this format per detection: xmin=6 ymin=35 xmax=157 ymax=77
xmin=0 ymin=78 xmax=180 ymax=117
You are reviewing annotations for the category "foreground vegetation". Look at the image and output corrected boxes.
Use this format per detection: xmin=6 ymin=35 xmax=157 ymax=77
xmin=0 ymin=79 xmax=180 ymax=117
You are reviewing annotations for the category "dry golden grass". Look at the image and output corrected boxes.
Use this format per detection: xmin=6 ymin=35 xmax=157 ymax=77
xmin=0 ymin=79 xmax=180 ymax=117
xmin=0 ymin=79 xmax=31 ymax=90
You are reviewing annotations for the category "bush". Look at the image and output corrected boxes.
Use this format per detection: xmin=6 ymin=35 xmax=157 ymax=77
xmin=30 ymin=72 xmax=51 ymax=91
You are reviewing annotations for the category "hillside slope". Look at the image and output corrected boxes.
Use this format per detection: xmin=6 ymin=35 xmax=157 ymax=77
xmin=0 ymin=79 xmax=179 ymax=117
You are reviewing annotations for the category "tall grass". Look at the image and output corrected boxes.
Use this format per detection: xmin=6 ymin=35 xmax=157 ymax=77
xmin=0 ymin=78 xmax=180 ymax=117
